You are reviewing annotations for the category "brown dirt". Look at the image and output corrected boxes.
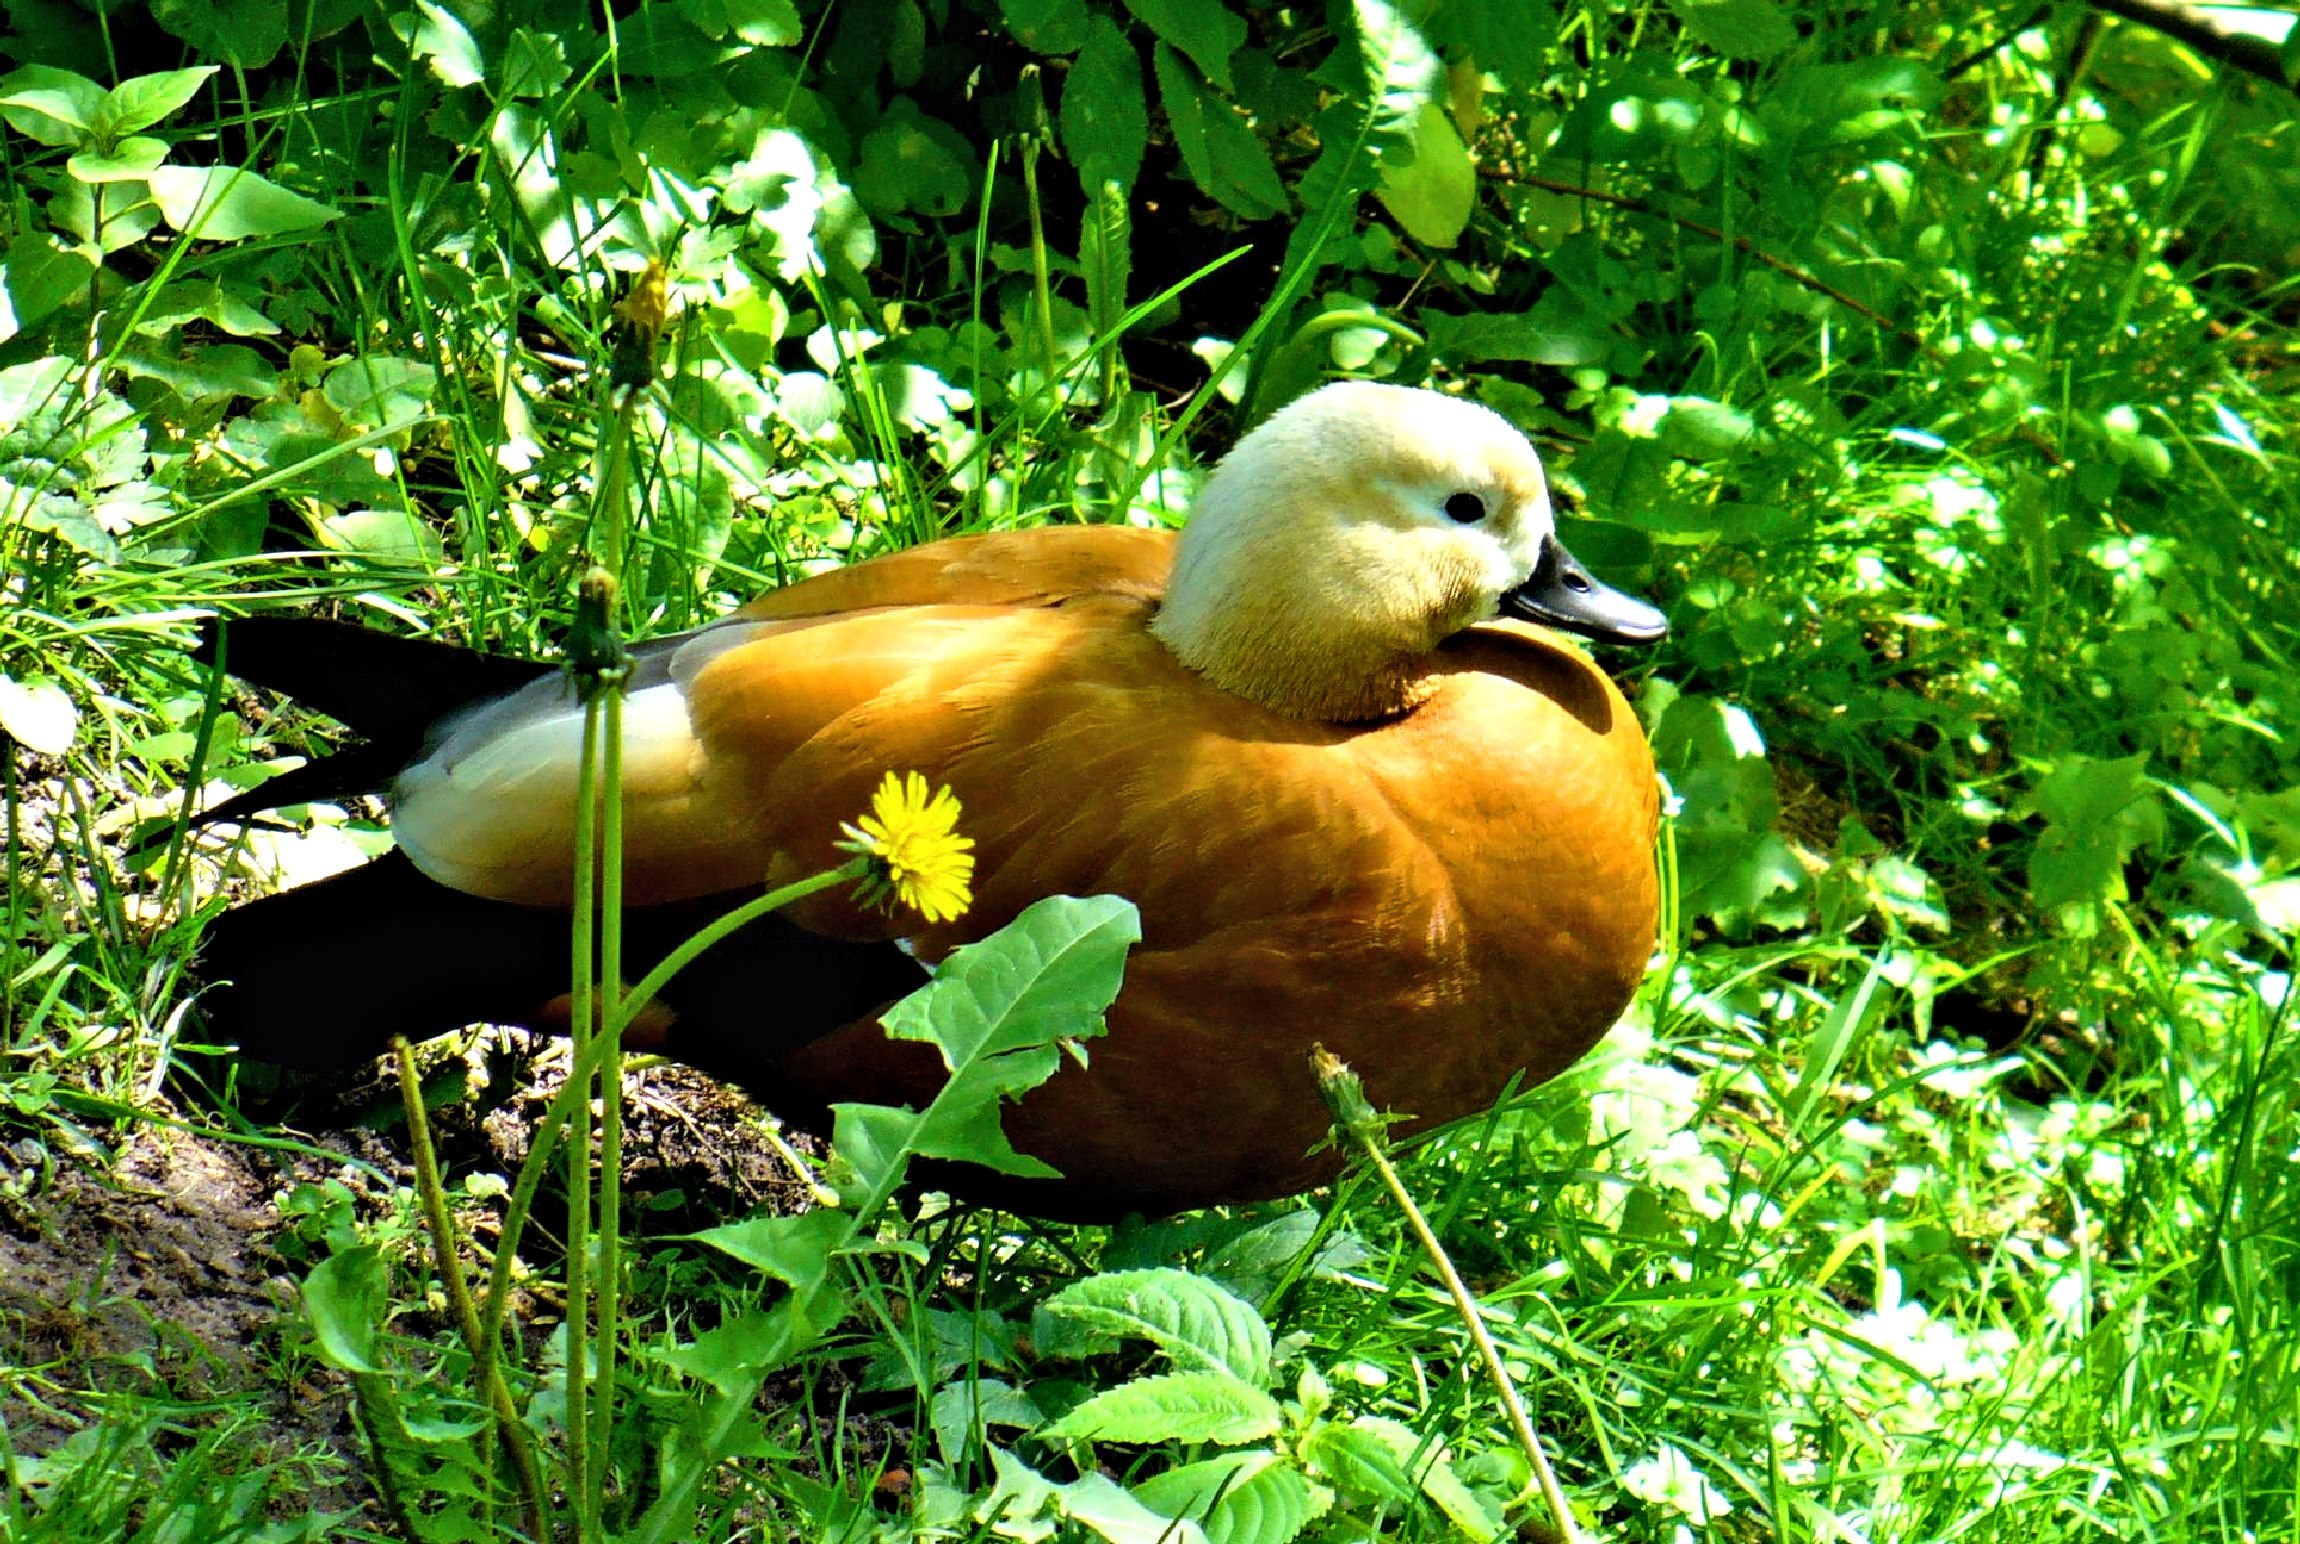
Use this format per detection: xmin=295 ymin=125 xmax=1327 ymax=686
xmin=0 ymin=1045 xmax=820 ymax=1524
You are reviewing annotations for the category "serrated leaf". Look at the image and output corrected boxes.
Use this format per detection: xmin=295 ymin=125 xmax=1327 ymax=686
xmin=148 ymin=165 xmax=341 ymax=241
xmin=1064 ymin=17 xmax=1148 ymax=192
xmin=1122 ymin=0 xmax=1245 ymax=90
xmin=687 ymin=1207 xmax=845 ymax=1294
xmin=501 ymin=28 xmax=573 ymax=98
xmin=301 ymin=1245 xmax=387 ymax=1374
xmin=1353 ymin=0 xmax=1442 ymax=167
xmin=1673 ymin=0 xmax=1795 ymax=61
xmin=1044 ymin=1371 xmax=1283 ymax=1445
xmin=1347 ymin=1416 xmax=1501 ymax=1541
xmin=1300 ymin=1421 xmax=1414 ymax=1502
xmin=95 ymin=67 xmax=216 ymax=139
xmin=1374 ymin=102 xmax=1474 ymax=246
xmin=0 ymin=675 xmax=78 ymax=755
xmin=1153 ymin=44 xmax=1285 ymax=220
xmin=1082 ymin=178 xmax=1133 ymax=341
xmin=1135 ymin=1452 xmax=1327 ymax=1544
xmin=1042 ymin=1266 xmax=1274 ymax=1383
xmin=652 ymin=1288 xmax=846 ymax=1394
xmin=833 ymin=895 xmax=1137 ymax=1196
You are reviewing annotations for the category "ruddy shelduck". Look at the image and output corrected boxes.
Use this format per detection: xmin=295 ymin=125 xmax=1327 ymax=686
xmin=197 ymin=382 xmax=1668 ymax=1219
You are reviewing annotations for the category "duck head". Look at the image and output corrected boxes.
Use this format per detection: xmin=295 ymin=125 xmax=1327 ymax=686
xmin=1150 ymin=382 xmax=1669 ymax=722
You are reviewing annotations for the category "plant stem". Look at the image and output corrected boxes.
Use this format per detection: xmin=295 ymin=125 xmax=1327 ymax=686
xmin=395 ymin=1037 xmax=552 ymax=1543
xmin=1313 ymin=1045 xmax=1585 ymax=1544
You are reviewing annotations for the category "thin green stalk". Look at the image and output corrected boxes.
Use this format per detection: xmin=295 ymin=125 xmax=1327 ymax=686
xmin=564 ymin=690 xmax=602 ymax=1525
xmin=395 ymin=1038 xmax=551 ymax=1542
xmin=588 ymin=683 xmax=626 ymax=1523
xmin=476 ymin=863 xmax=863 ymax=1374
xmin=1313 ymin=1046 xmax=1585 ymax=1544
xmin=1021 ymin=133 xmax=1060 ymax=391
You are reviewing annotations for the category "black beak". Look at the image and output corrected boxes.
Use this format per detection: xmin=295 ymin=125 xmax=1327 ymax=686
xmin=1501 ymin=535 xmax=1669 ymax=645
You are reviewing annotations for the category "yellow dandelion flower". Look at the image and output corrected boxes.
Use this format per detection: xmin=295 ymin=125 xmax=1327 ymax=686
xmin=838 ymin=771 xmax=975 ymax=924
xmin=612 ymin=258 xmax=674 ymax=338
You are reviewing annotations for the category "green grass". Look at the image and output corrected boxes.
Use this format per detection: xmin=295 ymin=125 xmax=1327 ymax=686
xmin=5 ymin=0 xmax=2299 ymax=1538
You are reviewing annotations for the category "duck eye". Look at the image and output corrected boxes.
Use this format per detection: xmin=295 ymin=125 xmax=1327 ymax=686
xmin=1443 ymin=492 xmax=1486 ymax=524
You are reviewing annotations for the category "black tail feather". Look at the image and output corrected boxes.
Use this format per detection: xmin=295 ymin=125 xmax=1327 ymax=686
xmin=196 ymin=851 xmax=928 ymax=1088
xmin=195 ymin=616 xmax=554 ymax=749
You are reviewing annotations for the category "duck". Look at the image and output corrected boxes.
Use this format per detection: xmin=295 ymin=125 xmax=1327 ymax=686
xmin=193 ymin=381 xmax=1667 ymax=1220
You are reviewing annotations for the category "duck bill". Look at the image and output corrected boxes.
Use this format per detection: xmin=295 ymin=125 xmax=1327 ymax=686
xmin=1501 ymin=535 xmax=1669 ymax=645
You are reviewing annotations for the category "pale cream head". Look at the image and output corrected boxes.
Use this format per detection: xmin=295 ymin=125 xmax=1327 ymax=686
xmin=1150 ymin=382 xmax=1564 ymax=722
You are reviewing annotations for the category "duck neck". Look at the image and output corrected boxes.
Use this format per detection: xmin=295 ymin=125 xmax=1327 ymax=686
xmin=1149 ymin=584 xmax=1440 ymax=723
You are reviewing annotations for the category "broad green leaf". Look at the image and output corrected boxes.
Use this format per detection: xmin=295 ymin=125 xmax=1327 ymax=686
xmin=0 ymin=235 xmax=100 ymax=342
xmin=687 ymin=1207 xmax=846 ymax=1294
xmin=301 ymin=1245 xmax=387 ymax=1374
xmin=1428 ymin=0 xmax=1560 ymax=90
xmin=1135 ymin=1452 xmax=1328 ymax=1544
xmin=3 ymin=482 xmax=117 ymax=561
xmin=1002 ymin=0 xmax=1090 ymax=53
xmin=94 ymin=67 xmax=216 ymax=139
xmin=148 ymin=165 xmax=341 ymax=241
xmin=1153 ymin=44 xmax=1285 ymax=220
xmin=0 ymin=675 xmax=78 ymax=755
xmin=1056 ymin=1469 xmax=1213 ymax=1544
xmin=930 ymin=1377 xmax=1045 ymax=1464
xmin=130 ymin=278 xmax=280 ymax=338
xmin=833 ymin=894 xmax=1137 ymax=1196
xmin=1040 ymin=1266 xmax=1273 ymax=1383
xmin=880 ymin=892 xmax=1138 ymax=1070
xmin=0 ymin=64 xmax=105 ymax=146
xmin=1349 ymin=1416 xmax=1500 ymax=1541
xmin=1122 ymin=0 xmax=1245 ymax=90
xmin=67 ymin=137 xmax=169 ymax=184
xmin=322 ymin=355 xmax=437 ymax=427
xmin=118 ymin=343 xmax=277 ymax=402
xmin=1300 ymin=1421 xmax=1414 ymax=1502
xmin=853 ymin=99 xmax=973 ymax=218
xmin=1672 ymin=0 xmax=1795 ymax=61
xmin=1043 ymin=1370 xmax=1283 ymax=1445
xmin=982 ymin=1447 xmax=1214 ymax=1544
xmin=501 ymin=28 xmax=573 ymax=98
xmin=1352 ymin=0 xmax=1442 ymax=167
xmin=651 ymin=1287 xmax=846 ymax=1394
xmin=1374 ymin=103 xmax=1474 ymax=247
xmin=150 ymin=0 xmax=290 ymax=68
xmin=1063 ymin=17 xmax=1148 ymax=193
xmin=398 ymin=1 xmax=485 ymax=88
xmin=1423 ymin=308 xmax=1609 ymax=368
xmin=1660 ymin=396 xmax=1756 ymax=458
xmin=680 ymin=0 xmax=804 ymax=45
xmin=316 ymin=507 xmax=446 ymax=567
